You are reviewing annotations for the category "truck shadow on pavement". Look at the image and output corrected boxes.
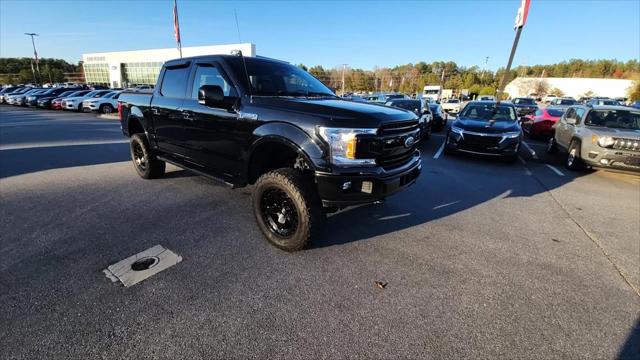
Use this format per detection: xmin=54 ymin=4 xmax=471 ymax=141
xmin=617 ymin=316 xmax=640 ymax=360
xmin=315 ymin=151 xmax=588 ymax=248
xmin=0 ymin=142 xmax=130 ymax=178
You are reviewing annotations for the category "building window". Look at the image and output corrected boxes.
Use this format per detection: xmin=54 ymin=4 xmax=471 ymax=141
xmin=122 ymin=62 xmax=163 ymax=86
xmin=83 ymin=63 xmax=109 ymax=85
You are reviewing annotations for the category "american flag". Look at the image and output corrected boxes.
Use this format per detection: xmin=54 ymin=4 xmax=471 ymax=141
xmin=173 ymin=0 xmax=182 ymax=57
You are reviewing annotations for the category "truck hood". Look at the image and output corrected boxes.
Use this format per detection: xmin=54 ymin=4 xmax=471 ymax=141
xmin=251 ymin=97 xmax=416 ymax=125
xmin=589 ymin=127 xmax=640 ymax=139
xmin=453 ymin=117 xmax=520 ymax=134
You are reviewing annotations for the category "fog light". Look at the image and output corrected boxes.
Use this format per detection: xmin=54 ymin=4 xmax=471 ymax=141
xmin=342 ymin=181 xmax=352 ymax=190
xmin=361 ymin=181 xmax=373 ymax=194
xmin=600 ymin=159 xmax=609 ymax=165
xmin=588 ymin=151 xmax=598 ymax=159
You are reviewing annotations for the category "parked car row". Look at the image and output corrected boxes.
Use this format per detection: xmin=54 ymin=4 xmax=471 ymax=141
xmin=0 ymin=85 xmax=123 ymax=114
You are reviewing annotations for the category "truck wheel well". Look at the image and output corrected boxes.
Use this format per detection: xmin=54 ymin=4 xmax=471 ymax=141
xmin=128 ymin=118 xmax=144 ymax=137
xmin=248 ymin=142 xmax=305 ymax=184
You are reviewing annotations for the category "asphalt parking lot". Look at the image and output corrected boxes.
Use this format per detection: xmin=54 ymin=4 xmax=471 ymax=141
xmin=1 ymin=106 xmax=638 ymax=359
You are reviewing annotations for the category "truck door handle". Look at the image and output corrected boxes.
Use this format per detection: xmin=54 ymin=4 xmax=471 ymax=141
xmin=151 ymin=107 xmax=160 ymax=115
xmin=182 ymin=110 xmax=194 ymax=120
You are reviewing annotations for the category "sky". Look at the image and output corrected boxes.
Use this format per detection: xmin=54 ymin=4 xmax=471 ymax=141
xmin=1 ymin=0 xmax=638 ymax=71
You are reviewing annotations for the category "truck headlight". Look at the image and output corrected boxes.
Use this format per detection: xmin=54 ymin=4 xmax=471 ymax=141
xmin=596 ymin=136 xmax=615 ymax=148
xmin=318 ymin=127 xmax=377 ymax=167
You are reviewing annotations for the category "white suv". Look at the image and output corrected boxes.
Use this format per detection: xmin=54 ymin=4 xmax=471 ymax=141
xmin=62 ymin=90 xmax=112 ymax=111
xmin=543 ymin=94 xmax=558 ymax=103
xmin=82 ymin=91 xmax=122 ymax=113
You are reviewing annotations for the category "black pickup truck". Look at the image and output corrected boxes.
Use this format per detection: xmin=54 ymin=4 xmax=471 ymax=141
xmin=119 ymin=54 xmax=421 ymax=251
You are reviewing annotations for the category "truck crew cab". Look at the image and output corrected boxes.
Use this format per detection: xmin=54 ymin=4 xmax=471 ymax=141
xmin=118 ymin=53 xmax=422 ymax=251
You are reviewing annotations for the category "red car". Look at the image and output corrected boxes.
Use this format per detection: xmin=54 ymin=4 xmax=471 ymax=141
xmin=521 ymin=107 xmax=565 ymax=137
xmin=51 ymin=90 xmax=90 ymax=110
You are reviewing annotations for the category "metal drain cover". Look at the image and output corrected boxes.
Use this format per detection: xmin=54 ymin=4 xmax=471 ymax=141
xmin=104 ymin=245 xmax=182 ymax=287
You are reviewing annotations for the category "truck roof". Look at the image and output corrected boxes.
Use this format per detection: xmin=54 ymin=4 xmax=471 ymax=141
xmin=164 ymin=54 xmax=288 ymax=67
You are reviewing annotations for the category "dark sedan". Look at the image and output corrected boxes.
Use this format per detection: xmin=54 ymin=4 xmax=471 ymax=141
xmin=26 ymin=87 xmax=80 ymax=107
xmin=428 ymin=103 xmax=448 ymax=131
xmin=444 ymin=101 xmax=522 ymax=162
xmin=512 ymin=97 xmax=538 ymax=117
xmin=37 ymin=89 xmax=80 ymax=109
xmin=385 ymin=98 xmax=432 ymax=140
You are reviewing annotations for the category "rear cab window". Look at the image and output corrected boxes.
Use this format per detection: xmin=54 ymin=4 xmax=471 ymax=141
xmin=160 ymin=65 xmax=191 ymax=98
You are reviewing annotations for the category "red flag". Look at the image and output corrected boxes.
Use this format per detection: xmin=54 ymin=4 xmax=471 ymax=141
xmin=173 ymin=0 xmax=182 ymax=57
xmin=514 ymin=0 xmax=531 ymax=29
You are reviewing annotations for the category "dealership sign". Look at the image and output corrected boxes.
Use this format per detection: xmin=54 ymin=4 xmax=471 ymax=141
xmin=514 ymin=0 xmax=531 ymax=29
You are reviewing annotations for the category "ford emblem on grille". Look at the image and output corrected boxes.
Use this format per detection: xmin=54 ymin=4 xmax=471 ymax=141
xmin=404 ymin=136 xmax=415 ymax=148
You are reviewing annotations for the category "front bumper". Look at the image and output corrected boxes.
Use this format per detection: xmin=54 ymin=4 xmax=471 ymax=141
xmin=315 ymin=152 xmax=422 ymax=207
xmin=583 ymin=148 xmax=640 ymax=172
xmin=83 ymin=103 xmax=99 ymax=111
xmin=446 ymin=131 xmax=520 ymax=157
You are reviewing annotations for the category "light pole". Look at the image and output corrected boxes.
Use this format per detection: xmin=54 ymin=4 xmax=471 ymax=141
xmin=25 ymin=32 xmax=41 ymax=84
xmin=341 ymin=64 xmax=348 ymax=96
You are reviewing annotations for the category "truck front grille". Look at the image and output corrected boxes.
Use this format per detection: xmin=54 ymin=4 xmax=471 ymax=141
xmin=377 ymin=120 xmax=420 ymax=170
xmin=613 ymin=138 xmax=640 ymax=152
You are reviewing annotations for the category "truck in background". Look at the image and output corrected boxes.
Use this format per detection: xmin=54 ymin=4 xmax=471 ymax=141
xmin=423 ymin=85 xmax=442 ymax=103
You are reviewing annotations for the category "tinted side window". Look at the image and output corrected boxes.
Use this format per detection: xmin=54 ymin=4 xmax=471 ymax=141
xmin=564 ymin=108 xmax=575 ymax=122
xmin=190 ymin=65 xmax=236 ymax=99
xmin=575 ymin=108 xmax=586 ymax=124
xmin=160 ymin=66 xmax=190 ymax=98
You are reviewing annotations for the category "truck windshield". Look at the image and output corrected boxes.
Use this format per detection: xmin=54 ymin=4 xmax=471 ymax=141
xmin=230 ymin=58 xmax=335 ymax=97
xmin=585 ymin=110 xmax=640 ymax=130
xmin=460 ymin=104 xmax=516 ymax=122
xmin=388 ymin=100 xmax=420 ymax=111
xmin=513 ymin=98 xmax=535 ymax=105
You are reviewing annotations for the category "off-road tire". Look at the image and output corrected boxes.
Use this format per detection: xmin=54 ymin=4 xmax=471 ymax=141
xmin=253 ymin=168 xmax=325 ymax=252
xmin=130 ymin=134 xmax=165 ymax=179
xmin=565 ymin=140 xmax=584 ymax=170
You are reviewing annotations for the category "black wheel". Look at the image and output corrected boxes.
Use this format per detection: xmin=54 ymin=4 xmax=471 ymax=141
xmin=129 ymin=134 xmax=165 ymax=179
xmin=253 ymin=168 xmax=325 ymax=251
xmin=504 ymin=154 xmax=518 ymax=163
xmin=422 ymin=123 xmax=431 ymax=140
xmin=546 ymin=137 xmax=558 ymax=154
xmin=443 ymin=135 xmax=453 ymax=155
xmin=100 ymin=104 xmax=114 ymax=114
xmin=565 ymin=140 xmax=583 ymax=170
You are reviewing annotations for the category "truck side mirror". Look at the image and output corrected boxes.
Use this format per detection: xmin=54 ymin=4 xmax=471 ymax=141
xmin=198 ymin=85 xmax=224 ymax=107
xmin=566 ymin=117 xmax=577 ymax=125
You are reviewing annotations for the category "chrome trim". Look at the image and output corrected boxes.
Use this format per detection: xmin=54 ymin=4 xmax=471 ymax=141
xmin=457 ymin=149 xmax=502 ymax=156
xmin=459 ymin=130 xmax=504 ymax=137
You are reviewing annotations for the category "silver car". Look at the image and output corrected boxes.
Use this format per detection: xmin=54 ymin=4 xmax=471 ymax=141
xmin=547 ymin=105 xmax=640 ymax=171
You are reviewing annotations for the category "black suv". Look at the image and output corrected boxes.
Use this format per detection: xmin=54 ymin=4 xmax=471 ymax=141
xmin=444 ymin=101 xmax=522 ymax=162
xmin=119 ymin=54 xmax=422 ymax=251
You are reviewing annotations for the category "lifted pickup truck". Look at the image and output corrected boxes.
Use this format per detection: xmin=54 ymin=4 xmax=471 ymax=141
xmin=119 ymin=54 xmax=422 ymax=251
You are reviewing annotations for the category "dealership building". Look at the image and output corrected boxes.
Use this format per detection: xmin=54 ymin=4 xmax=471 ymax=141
xmin=81 ymin=43 xmax=256 ymax=88
xmin=505 ymin=77 xmax=634 ymax=99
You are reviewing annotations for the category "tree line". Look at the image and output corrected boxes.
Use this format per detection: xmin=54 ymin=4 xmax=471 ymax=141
xmin=299 ymin=59 xmax=640 ymax=96
xmin=0 ymin=57 xmax=82 ymax=84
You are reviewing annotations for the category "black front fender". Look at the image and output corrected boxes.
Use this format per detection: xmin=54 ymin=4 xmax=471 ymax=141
xmin=249 ymin=122 xmax=329 ymax=171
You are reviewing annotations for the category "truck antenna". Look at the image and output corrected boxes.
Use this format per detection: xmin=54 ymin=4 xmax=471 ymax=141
xmin=232 ymin=9 xmax=252 ymax=100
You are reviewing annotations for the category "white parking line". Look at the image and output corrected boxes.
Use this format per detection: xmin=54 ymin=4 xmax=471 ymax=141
xmin=0 ymin=139 xmax=129 ymax=151
xmin=433 ymin=141 xmax=446 ymax=159
xmin=521 ymin=141 xmax=538 ymax=159
xmin=544 ymin=164 xmax=565 ymax=176
xmin=518 ymin=156 xmax=527 ymax=165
